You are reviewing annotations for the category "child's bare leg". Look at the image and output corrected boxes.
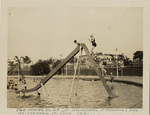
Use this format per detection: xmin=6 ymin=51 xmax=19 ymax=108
xmin=91 ymin=46 xmax=95 ymax=53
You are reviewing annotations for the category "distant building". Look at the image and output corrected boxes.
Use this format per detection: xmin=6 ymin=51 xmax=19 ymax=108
xmin=64 ymin=52 xmax=125 ymax=69
xmin=78 ymin=52 xmax=123 ymax=68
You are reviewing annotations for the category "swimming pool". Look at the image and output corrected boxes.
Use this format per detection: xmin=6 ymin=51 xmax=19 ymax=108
xmin=7 ymin=76 xmax=142 ymax=108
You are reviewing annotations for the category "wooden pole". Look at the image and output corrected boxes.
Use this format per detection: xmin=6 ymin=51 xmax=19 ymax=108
xmin=75 ymin=51 xmax=82 ymax=96
xmin=69 ymin=53 xmax=80 ymax=100
xmin=41 ymin=83 xmax=46 ymax=98
xmin=66 ymin=64 xmax=67 ymax=76
xmin=116 ymin=61 xmax=118 ymax=78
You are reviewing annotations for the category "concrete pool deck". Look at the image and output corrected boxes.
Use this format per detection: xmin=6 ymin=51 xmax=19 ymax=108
xmin=54 ymin=75 xmax=143 ymax=86
xmin=8 ymin=75 xmax=143 ymax=86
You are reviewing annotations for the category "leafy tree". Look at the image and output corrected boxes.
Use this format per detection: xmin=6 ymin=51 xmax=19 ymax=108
xmin=30 ymin=58 xmax=62 ymax=75
xmin=47 ymin=57 xmax=54 ymax=64
xmin=22 ymin=56 xmax=31 ymax=65
xmin=8 ymin=60 xmax=16 ymax=74
xmin=129 ymin=60 xmax=133 ymax=66
xmin=133 ymin=51 xmax=143 ymax=61
xmin=52 ymin=60 xmax=61 ymax=69
xmin=14 ymin=56 xmax=20 ymax=63
xmin=133 ymin=51 xmax=143 ymax=67
xmin=13 ymin=56 xmax=21 ymax=72
xmin=13 ymin=56 xmax=25 ymax=80
xmin=123 ymin=57 xmax=130 ymax=66
xmin=118 ymin=53 xmax=125 ymax=61
xmin=30 ymin=60 xmax=50 ymax=75
xmin=8 ymin=60 xmax=15 ymax=67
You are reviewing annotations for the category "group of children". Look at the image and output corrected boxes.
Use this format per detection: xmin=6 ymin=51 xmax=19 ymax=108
xmin=7 ymin=78 xmax=27 ymax=91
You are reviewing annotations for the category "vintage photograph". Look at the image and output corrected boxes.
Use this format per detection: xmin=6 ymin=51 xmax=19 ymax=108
xmin=6 ymin=7 xmax=143 ymax=109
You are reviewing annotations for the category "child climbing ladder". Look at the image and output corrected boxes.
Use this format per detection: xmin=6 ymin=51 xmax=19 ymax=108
xmin=88 ymin=34 xmax=97 ymax=59
xmin=88 ymin=34 xmax=97 ymax=53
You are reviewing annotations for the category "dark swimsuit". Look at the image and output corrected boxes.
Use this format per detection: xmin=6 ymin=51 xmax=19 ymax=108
xmin=92 ymin=39 xmax=97 ymax=47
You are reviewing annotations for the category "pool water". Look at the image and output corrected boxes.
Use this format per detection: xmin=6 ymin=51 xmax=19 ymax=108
xmin=7 ymin=77 xmax=142 ymax=108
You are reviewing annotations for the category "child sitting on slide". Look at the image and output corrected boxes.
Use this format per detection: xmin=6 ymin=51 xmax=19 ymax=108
xmin=74 ymin=40 xmax=80 ymax=45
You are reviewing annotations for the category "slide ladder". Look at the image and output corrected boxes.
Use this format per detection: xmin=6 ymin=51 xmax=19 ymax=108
xmin=81 ymin=43 xmax=114 ymax=98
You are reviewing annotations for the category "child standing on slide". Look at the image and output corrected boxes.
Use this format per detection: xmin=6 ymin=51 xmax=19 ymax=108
xmin=88 ymin=34 xmax=97 ymax=54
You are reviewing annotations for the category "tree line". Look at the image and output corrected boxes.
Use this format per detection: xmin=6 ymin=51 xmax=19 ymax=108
xmin=8 ymin=51 xmax=143 ymax=76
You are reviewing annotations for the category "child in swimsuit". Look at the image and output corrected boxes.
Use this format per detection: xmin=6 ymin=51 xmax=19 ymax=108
xmin=110 ymin=72 xmax=114 ymax=83
xmin=88 ymin=34 xmax=97 ymax=53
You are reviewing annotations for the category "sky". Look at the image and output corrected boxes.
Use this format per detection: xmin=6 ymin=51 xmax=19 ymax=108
xmin=8 ymin=7 xmax=143 ymax=63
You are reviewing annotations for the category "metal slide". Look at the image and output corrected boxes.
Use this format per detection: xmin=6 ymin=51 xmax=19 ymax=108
xmin=16 ymin=43 xmax=114 ymax=98
xmin=16 ymin=45 xmax=80 ymax=94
